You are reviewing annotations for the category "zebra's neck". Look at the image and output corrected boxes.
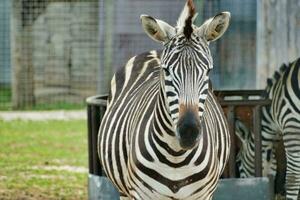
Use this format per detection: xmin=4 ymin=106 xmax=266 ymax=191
xmin=151 ymin=78 xmax=184 ymax=153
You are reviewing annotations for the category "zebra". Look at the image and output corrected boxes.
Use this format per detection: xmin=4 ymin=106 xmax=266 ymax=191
xmin=236 ymin=58 xmax=300 ymax=200
xmin=98 ymin=0 xmax=231 ymax=199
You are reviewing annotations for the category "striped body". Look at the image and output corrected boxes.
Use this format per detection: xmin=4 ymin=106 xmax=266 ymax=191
xmin=236 ymin=58 xmax=300 ymax=200
xmin=98 ymin=50 xmax=230 ymax=199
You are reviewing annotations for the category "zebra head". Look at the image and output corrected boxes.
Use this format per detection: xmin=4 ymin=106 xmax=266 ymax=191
xmin=141 ymin=0 xmax=230 ymax=149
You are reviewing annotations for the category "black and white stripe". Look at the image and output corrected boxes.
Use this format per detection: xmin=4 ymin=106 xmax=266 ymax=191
xmin=98 ymin=1 xmax=231 ymax=199
xmin=236 ymin=58 xmax=300 ymax=200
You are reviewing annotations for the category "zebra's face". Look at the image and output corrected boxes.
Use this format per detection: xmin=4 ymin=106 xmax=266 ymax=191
xmin=160 ymin=34 xmax=212 ymax=149
xmin=141 ymin=0 xmax=230 ymax=149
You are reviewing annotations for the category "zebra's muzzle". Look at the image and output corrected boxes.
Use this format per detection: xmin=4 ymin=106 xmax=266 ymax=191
xmin=176 ymin=110 xmax=201 ymax=150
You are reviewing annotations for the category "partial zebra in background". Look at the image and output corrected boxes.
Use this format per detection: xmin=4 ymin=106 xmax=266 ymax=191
xmin=98 ymin=0 xmax=231 ymax=199
xmin=236 ymin=58 xmax=300 ymax=200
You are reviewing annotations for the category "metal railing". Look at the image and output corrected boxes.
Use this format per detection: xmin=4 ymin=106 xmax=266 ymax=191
xmin=214 ymin=90 xmax=271 ymax=177
xmin=86 ymin=95 xmax=108 ymax=177
xmin=87 ymin=90 xmax=271 ymax=178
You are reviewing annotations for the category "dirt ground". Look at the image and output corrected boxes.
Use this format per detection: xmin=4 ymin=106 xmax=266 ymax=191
xmin=0 ymin=110 xmax=86 ymax=121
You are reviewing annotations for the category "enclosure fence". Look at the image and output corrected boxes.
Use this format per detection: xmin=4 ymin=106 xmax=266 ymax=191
xmin=1 ymin=0 xmax=100 ymax=110
xmin=0 ymin=0 xmax=258 ymax=110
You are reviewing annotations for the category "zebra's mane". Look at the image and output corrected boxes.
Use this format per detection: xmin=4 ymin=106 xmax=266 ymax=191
xmin=177 ymin=0 xmax=197 ymax=40
xmin=263 ymin=62 xmax=289 ymax=97
xmin=183 ymin=0 xmax=196 ymax=39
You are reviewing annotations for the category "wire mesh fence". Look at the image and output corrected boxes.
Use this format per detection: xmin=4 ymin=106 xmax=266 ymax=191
xmin=99 ymin=0 xmax=257 ymax=94
xmin=0 ymin=0 xmax=11 ymax=110
xmin=9 ymin=0 xmax=100 ymax=110
xmin=0 ymin=0 xmax=257 ymax=110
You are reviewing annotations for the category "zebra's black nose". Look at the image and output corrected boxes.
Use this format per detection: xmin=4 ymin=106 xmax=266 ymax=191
xmin=176 ymin=110 xmax=201 ymax=150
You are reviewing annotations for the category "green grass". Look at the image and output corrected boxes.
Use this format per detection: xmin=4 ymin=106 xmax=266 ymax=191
xmin=0 ymin=120 xmax=88 ymax=200
xmin=0 ymin=87 xmax=12 ymax=110
xmin=0 ymin=86 xmax=85 ymax=110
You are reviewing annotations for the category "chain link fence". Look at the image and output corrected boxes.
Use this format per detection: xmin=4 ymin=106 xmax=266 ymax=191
xmin=10 ymin=0 xmax=100 ymax=109
xmin=0 ymin=0 xmax=11 ymax=110
xmin=0 ymin=0 xmax=256 ymax=110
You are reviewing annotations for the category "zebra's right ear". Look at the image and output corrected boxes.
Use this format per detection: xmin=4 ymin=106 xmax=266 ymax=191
xmin=141 ymin=15 xmax=175 ymax=43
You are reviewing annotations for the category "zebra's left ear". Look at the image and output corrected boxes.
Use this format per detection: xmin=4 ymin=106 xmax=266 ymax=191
xmin=196 ymin=12 xmax=230 ymax=42
xmin=141 ymin=15 xmax=175 ymax=43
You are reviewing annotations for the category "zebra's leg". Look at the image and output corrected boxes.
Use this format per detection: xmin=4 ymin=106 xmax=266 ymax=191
xmin=284 ymin=145 xmax=300 ymax=200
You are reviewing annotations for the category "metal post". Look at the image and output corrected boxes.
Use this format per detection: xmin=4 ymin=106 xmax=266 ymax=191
xmin=87 ymin=105 xmax=94 ymax=174
xmin=86 ymin=95 xmax=108 ymax=176
xmin=91 ymin=105 xmax=101 ymax=176
xmin=227 ymin=106 xmax=236 ymax=177
xmin=253 ymin=105 xmax=262 ymax=177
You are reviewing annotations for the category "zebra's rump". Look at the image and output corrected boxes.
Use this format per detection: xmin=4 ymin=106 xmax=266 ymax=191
xmin=237 ymin=58 xmax=300 ymax=199
xmin=266 ymin=58 xmax=300 ymax=117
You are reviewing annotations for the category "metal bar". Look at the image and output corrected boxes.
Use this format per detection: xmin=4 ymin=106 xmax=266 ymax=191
xmin=86 ymin=95 xmax=108 ymax=176
xmin=86 ymin=95 xmax=108 ymax=106
xmin=253 ymin=105 xmax=262 ymax=177
xmin=219 ymin=99 xmax=271 ymax=107
xmin=87 ymin=105 xmax=94 ymax=174
xmin=91 ymin=105 xmax=102 ymax=176
xmin=227 ymin=106 xmax=236 ymax=177
xmin=214 ymin=90 xmax=266 ymax=96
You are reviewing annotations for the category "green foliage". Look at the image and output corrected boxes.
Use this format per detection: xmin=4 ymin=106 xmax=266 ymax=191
xmin=0 ymin=120 xmax=88 ymax=200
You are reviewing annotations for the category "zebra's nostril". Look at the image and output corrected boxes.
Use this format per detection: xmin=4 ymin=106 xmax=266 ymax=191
xmin=176 ymin=123 xmax=200 ymax=149
xmin=176 ymin=111 xmax=201 ymax=149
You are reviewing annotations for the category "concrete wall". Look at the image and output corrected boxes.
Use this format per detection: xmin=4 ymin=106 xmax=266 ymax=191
xmin=256 ymin=0 xmax=300 ymax=88
xmin=32 ymin=2 xmax=99 ymax=103
xmin=11 ymin=0 xmax=99 ymax=107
